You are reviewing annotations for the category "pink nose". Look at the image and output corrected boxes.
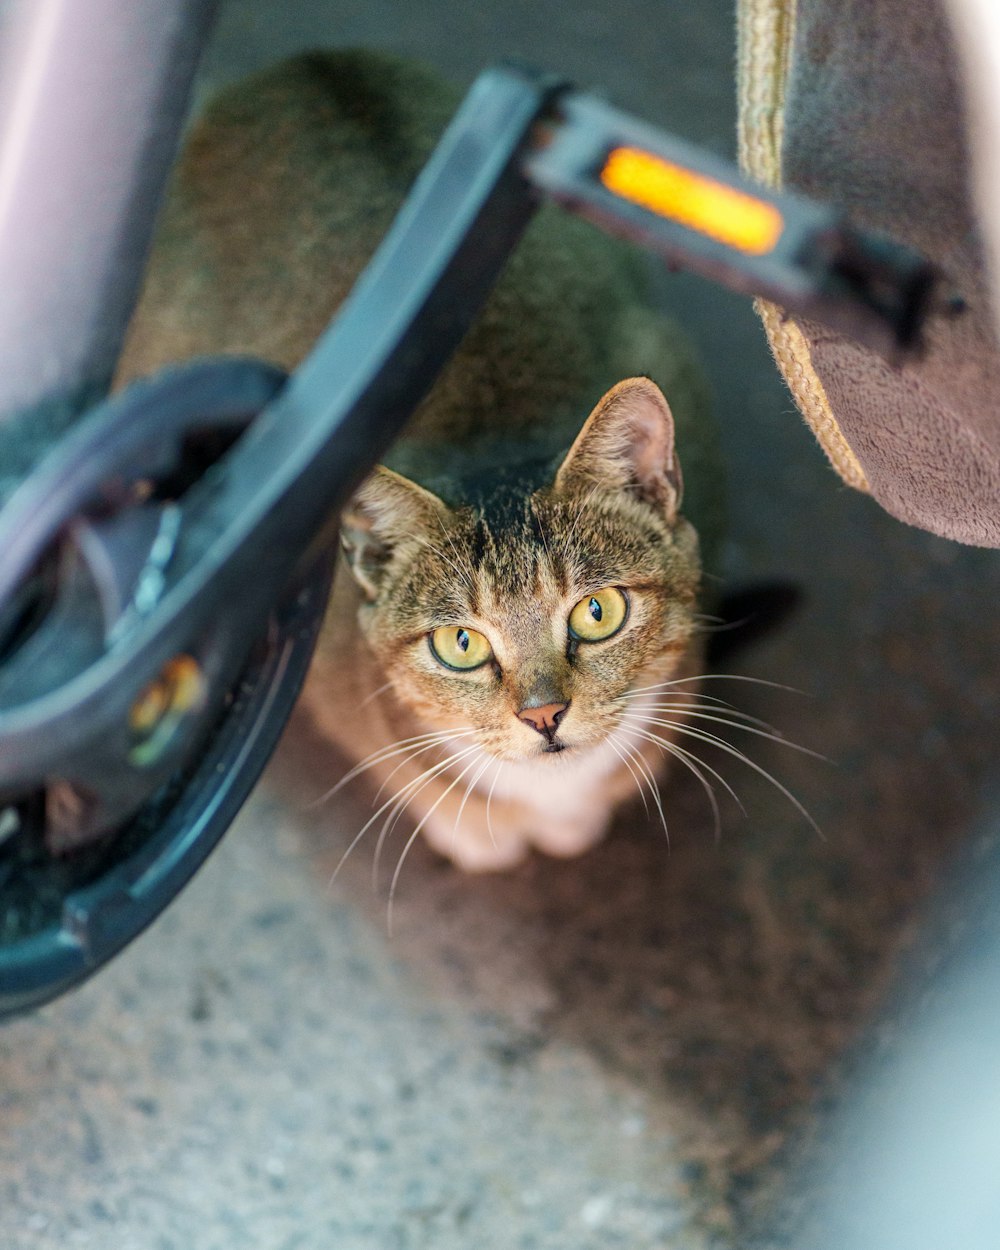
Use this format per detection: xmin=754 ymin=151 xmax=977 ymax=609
xmin=518 ymin=701 xmax=569 ymax=738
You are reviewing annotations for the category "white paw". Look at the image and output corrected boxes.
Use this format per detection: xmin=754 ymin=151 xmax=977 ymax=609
xmin=527 ymin=812 xmax=610 ymax=859
xmin=420 ymin=812 xmax=530 ymax=873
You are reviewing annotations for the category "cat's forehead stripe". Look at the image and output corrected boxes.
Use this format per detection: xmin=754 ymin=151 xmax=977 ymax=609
xmin=463 ymin=495 xmax=671 ymax=601
xmin=470 ymin=504 xmax=544 ymax=597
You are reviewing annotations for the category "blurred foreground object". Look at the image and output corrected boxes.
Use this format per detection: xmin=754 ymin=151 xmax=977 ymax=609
xmin=738 ymin=0 xmax=1000 ymax=545
xmin=786 ymin=817 xmax=1000 ymax=1250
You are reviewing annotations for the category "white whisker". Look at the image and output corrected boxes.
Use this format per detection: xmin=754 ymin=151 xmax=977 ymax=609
xmin=631 ymin=723 xmax=744 ymax=811
xmin=646 ymin=698 xmax=781 ymax=731
xmin=485 ymin=760 xmax=505 ymax=849
xmin=372 ymin=745 xmax=481 ymax=888
xmin=618 ymin=737 xmax=670 ymax=847
xmin=529 ymin=496 xmax=554 ymax=563
xmin=387 ymin=753 xmax=483 ymax=934
xmin=429 ymin=520 xmax=478 ymax=595
xmin=625 ymin=672 xmax=806 ymax=698
xmin=607 ymin=734 xmax=649 ymax=818
xmin=631 ymin=704 xmax=826 ymax=760
xmin=567 ymin=482 xmax=605 ymax=546
xmin=371 ymin=730 xmax=476 ymax=802
xmin=420 ymin=529 xmax=475 ymax=592
xmin=624 ymin=723 xmax=738 ymax=843
xmin=624 ymin=686 xmax=773 ymax=720
xmin=356 ymin=679 xmax=395 ymax=712
xmin=451 ymin=756 xmax=492 ymax=858
xmin=636 ymin=714 xmax=822 ymax=838
xmin=311 ymin=727 xmax=470 ymax=806
xmin=326 ymin=742 xmax=478 ymax=891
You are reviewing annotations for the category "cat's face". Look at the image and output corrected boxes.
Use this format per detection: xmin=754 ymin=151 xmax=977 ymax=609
xmin=341 ymin=378 xmax=701 ymax=762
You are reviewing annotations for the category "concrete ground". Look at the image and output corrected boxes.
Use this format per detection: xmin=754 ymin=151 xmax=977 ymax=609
xmin=3 ymin=1 xmax=1000 ymax=1247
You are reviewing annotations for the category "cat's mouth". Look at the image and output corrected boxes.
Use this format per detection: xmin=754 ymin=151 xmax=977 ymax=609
xmin=500 ymin=734 xmax=570 ymax=761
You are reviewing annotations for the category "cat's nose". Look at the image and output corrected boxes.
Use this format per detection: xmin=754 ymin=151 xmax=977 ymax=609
xmin=518 ymin=701 xmax=570 ymax=740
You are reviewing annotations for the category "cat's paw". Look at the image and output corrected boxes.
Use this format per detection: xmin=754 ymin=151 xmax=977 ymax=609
xmin=526 ymin=811 xmax=610 ymax=859
xmin=420 ymin=815 xmax=530 ymax=873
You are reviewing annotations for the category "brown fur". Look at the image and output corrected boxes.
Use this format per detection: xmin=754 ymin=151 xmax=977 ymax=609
xmin=117 ymin=51 xmax=723 ymax=870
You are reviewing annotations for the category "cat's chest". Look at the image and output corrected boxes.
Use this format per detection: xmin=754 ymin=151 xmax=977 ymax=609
xmin=400 ymin=730 xmax=638 ymax=866
xmin=467 ymin=737 xmax=641 ymax=859
xmin=477 ymin=738 xmax=628 ymax=819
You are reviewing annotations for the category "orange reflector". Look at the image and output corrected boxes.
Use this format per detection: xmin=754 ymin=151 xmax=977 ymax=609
xmin=600 ymin=146 xmax=784 ymax=256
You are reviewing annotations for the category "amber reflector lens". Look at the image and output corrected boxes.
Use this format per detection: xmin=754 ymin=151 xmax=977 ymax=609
xmin=600 ymin=146 xmax=784 ymax=256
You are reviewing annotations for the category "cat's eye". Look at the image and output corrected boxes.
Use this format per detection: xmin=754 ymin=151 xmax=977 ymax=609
xmin=568 ymin=587 xmax=629 ymax=642
xmin=429 ymin=625 xmax=493 ymax=671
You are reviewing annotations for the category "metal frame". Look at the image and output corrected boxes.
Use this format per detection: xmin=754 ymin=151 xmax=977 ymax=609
xmin=0 ymin=0 xmax=221 ymax=423
xmin=0 ymin=31 xmax=563 ymax=1013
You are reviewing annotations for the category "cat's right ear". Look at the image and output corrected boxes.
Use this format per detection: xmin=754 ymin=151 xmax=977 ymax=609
xmin=340 ymin=467 xmax=450 ymax=600
xmin=554 ymin=376 xmax=683 ymax=521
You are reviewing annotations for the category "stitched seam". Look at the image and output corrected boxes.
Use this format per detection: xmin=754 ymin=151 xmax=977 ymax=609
xmin=736 ymin=0 xmax=871 ymax=492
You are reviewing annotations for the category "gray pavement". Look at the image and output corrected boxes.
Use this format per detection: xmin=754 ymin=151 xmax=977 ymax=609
xmin=3 ymin=1 xmax=1000 ymax=1247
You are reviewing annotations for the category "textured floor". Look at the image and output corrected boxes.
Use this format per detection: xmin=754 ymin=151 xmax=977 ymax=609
xmin=3 ymin=1 xmax=1000 ymax=1247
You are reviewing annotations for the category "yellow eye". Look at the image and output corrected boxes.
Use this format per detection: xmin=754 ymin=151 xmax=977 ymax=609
xmin=568 ymin=587 xmax=629 ymax=642
xmin=429 ymin=626 xmax=493 ymax=671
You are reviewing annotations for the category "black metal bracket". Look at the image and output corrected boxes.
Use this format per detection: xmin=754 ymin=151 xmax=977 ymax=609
xmin=0 ymin=64 xmax=561 ymax=1015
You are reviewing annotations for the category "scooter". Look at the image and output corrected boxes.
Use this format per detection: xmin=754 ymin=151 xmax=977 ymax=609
xmin=0 ymin=0 xmax=934 ymax=1017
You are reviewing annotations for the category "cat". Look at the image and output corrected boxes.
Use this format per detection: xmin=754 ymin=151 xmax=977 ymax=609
xmin=118 ymin=49 xmax=726 ymax=871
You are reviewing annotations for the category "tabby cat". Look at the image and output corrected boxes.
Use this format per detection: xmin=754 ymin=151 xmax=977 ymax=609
xmin=118 ymin=50 xmax=725 ymax=871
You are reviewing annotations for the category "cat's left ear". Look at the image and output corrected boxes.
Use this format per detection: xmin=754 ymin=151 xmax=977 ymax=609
xmin=554 ymin=377 xmax=683 ymax=521
xmin=340 ymin=466 xmax=451 ymax=600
